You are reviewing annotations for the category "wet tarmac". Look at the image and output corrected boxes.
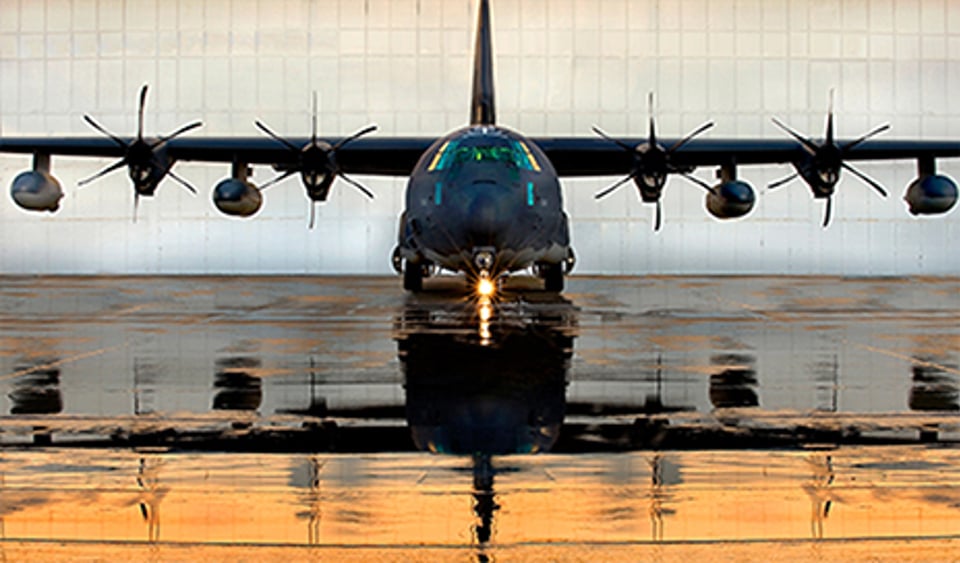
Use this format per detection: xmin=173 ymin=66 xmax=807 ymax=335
xmin=0 ymin=274 xmax=959 ymax=559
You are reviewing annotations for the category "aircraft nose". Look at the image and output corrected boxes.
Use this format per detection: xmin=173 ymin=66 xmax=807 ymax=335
xmin=465 ymin=187 xmax=508 ymax=244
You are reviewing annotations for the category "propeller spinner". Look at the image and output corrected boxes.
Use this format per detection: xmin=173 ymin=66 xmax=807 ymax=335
xmin=79 ymin=84 xmax=202 ymax=221
xmin=768 ymin=90 xmax=889 ymax=227
xmin=593 ymin=93 xmax=715 ymax=231
xmin=254 ymin=93 xmax=377 ymax=229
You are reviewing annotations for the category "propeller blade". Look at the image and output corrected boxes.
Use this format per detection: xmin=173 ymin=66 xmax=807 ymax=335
xmin=151 ymin=121 xmax=203 ymax=149
xmin=654 ymin=199 xmax=663 ymax=232
xmin=680 ymin=172 xmax=715 ymax=194
xmin=331 ymin=124 xmax=378 ymax=151
xmin=77 ymin=158 xmax=128 ymax=186
xmin=841 ymin=123 xmax=890 ymax=152
xmin=258 ymin=169 xmax=298 ymax=190
xmin=594 ymin=172 xmax=637 ymax=200
xmin=311 ymin=91 xmax=319 ymax=143
xmin=133 ymin=192 xmax=140 ymax=224
xmin=768 ymin=172 xmax=799 ymax=190
xmin=309 ymin=200 xmax=318 ymax=230
xmin=82 ymin=115 xmax=128 ymax=149
xmin=254 ymin=120 xmax=300 ymax=152
xmin=166 ymin=169 xmax=198 ymax=195
xmin=822 ymin=196 xmax=832 ymax=228
xmin=591 ymin=126 xmax=635 ymax=153
xmin=842 ymin=162 xmax=888 ymax=198
xmin=338 ymin=173 xmax=375 ymax=199
xmin=825 ymin=88 xmax=835 ymax=145
xmin=647 ymin=91 xmax=657 ymax=146
xmin=669 ymin=121 xmax=715 ymax=153
xmin=771 ymin=117 xmax=819 ymax=156
xmin=137 ymin=84 xmax=148 ymax=140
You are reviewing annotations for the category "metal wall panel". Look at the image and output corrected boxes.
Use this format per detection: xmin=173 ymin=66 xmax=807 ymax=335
xmin=0 ymin=0 xmax=958 ymax=274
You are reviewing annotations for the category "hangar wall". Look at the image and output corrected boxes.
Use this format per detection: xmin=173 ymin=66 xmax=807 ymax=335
xmin=0 ymin=0 xmax=959 ymax=275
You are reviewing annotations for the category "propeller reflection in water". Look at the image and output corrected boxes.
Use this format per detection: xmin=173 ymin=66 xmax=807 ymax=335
xmin=708 ymin=353 xmax=759 ymax=410
xmin=213 ymin=357 xmax=264 ymax=412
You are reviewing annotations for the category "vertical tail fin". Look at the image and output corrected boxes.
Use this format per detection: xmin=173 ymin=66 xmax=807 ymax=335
xmin=470 ymin=0 xmax=496 ymax=126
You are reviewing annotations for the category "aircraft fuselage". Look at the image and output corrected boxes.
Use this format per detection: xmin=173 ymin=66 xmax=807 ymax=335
xmin=397 ymin=125 xmax=570 ymax=280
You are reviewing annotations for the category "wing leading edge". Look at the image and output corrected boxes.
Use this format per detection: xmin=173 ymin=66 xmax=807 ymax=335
xmin=534 ymin=137 xmax=960 ymax=177
xmin=5 ymin=135 xmax=958 ymax=177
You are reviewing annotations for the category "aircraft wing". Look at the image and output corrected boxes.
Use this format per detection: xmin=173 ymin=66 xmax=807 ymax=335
xmin=533 ymin=137 xmax=960 ymax=177
xmin=5 ymin=135 xmax=960 ymax=178
xmin=0 ymin=136 xmax=438 ymax=177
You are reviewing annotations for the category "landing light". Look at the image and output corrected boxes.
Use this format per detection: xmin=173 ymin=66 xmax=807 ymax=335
xmin=477 ymin=275 xmax=496 ymax=298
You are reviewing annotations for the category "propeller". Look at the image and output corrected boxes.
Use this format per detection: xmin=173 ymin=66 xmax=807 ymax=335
xmin=768 ymin=90 xmax=889 ymax=228
xmin=593 ymin=92 xmax=715 ymax=231
xmin=79 ymin=84 xmax=202 ymax=222
xmin=255 ymin=92 xmax=377 ymax=229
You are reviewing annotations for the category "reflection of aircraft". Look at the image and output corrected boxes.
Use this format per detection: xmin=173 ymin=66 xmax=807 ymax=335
xmin=909 ymin=360 xmax=960 ymax=412
xmin=212 ymin=357 xmax=263 ymax=412
xmin=135 ymin=455 xmax=166 ymax=543
xmin=4 ymin=1 xmax=960 ymax=293
xmin=397 ymin=293 xmax=577 ymax=455
xmin=291 ymin=456 xmax=325 ymax=546
xmin=804 ymin=454 xmax=838 ymax=540
xmin=396 ymin=291 xmax=576 ymax=547
xmin=709 ymin=353 xmax=759 ymax=409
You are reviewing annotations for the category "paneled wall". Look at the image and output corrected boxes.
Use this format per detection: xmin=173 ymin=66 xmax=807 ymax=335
xmin=1 ymin=0 xmax=958 ymax=274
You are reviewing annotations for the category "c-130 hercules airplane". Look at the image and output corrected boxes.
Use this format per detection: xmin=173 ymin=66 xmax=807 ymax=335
xmin=1 ymin=0 xmax=959 ymax=294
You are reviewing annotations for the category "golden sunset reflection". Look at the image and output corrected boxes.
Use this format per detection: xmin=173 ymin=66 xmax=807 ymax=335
xmin=0 ymin=446 xmax=958 ymax=549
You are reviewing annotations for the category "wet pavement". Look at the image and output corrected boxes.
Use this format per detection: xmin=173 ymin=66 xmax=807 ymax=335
xmin=0 ymin=274 xmax=959 ymax=559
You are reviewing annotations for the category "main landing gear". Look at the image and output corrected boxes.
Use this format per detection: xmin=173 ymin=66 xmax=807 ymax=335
xmin=394 ymin=246 xmax=426 ymax=292
xmin=537 ymin=249 xmax=575 ymax=293
xmin=403 ymin=262 xmax=424 ymax=292
xmin=538 ymin=262 xmax=564 ymax=292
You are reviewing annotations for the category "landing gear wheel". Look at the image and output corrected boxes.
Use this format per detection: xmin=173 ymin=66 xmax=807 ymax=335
xmin=541 ymin=263 xmax=564 ymax=292
xmin=403 ymin=262 xmax=424 ymax=292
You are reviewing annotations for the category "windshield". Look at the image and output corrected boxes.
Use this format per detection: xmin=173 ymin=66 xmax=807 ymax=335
xmin=428 ymin=139 xmax=541 ymax=173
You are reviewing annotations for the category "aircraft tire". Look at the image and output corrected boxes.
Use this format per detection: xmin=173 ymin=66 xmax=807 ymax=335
xmin=403 ymin=263 xmax=424 ymax=292
xmin=542 ymin=263 xmax=564 ymax=292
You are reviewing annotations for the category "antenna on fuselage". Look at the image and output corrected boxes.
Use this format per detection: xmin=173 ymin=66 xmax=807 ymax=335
xmin=470 ymin=0 xmax=496 ymax=126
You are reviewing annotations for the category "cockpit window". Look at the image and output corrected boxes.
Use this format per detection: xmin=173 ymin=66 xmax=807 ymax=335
xmin=428 ymin=139 xmax=541 ymax=173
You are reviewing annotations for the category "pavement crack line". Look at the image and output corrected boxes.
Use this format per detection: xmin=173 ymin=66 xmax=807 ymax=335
xmin=0 ymin=344 xmax=128 ymax=383
xmin=856 ymin=343 xmax=960 ymax=377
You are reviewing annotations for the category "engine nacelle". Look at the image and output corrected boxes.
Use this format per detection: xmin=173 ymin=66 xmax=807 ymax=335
xmin=213 ymin=178 xmax=262 ymax=217
xmin=10 ymin=170 xmax=63 ymax=212
xmin=904 ymin=175 xmax=958 ymax=216
xmin=705 ymin=180 xmax=755 ymax=219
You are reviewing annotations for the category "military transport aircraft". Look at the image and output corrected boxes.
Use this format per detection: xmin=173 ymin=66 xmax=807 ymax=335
xmin=1 ymin=0 xmax=959 ymax=294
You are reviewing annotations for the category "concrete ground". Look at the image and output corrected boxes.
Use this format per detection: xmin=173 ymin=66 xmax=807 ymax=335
xmin=0 ymin=274 xmax=958 ymax=559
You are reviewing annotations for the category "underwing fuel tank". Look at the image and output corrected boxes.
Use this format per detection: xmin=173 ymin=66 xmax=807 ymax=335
xmin=10 ymin=170 xmax=63 ymax=212
xmin=904 ymin=175 xmax=958 ymax=215
xmin=705 ymin=180 xmax=756 ymax=219
xmin=213 ymin=178 xmax=263 ymax=217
